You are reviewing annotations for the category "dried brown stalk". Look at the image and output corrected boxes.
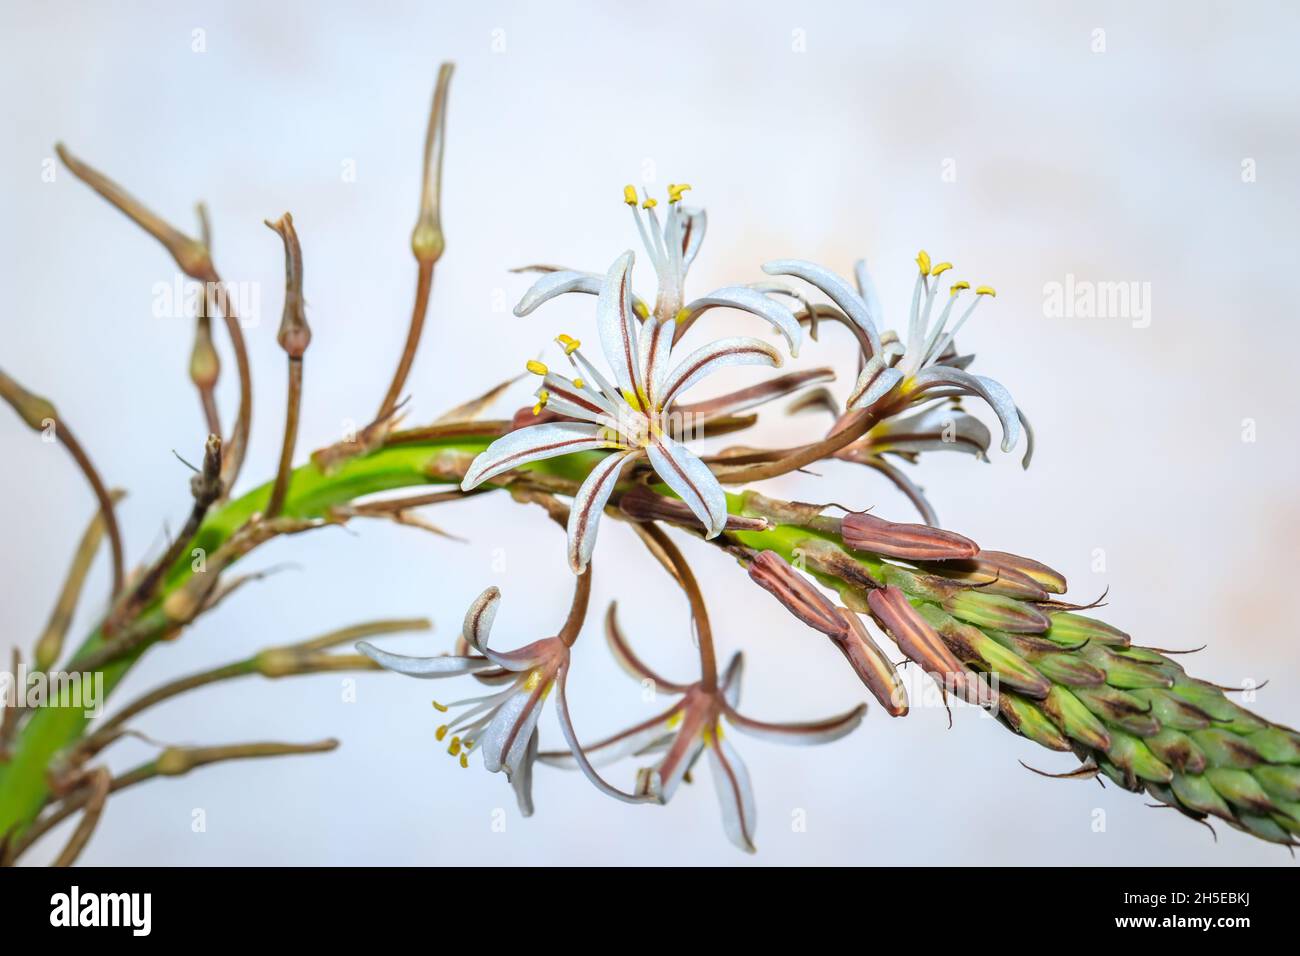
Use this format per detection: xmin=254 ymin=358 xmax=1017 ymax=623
xmin=264 ymin=212 xmax=312 ymax=518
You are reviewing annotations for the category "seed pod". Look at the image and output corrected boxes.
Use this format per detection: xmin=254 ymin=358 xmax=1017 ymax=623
xmin=842 ymin=512 xmax=978 ymax=561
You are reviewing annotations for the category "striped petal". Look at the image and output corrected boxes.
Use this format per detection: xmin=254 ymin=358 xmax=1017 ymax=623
xmin=762 ymin=259 xmax=882 ymax=359
xmin=596 ymin=251 xmax=643 ymax=398
xmin=646 ymin=435 xmax=727 ymax=539
xmin=846 ymin=355 xmax=903 ymax=410
xmin=678 ymin=287 xmax=802 ymax=357
xmin=510 ymin=728 xmax=538 ymax=817
xmin=869 ymin=405 xmax=992 ymax=459
xmin=909 ymin=366 xmax=1021 ymax=453
xmin=678 ymin=206 xmax=707 ymax=270
xmin=512 ymin=269 xmax=602 ymax=316
xmin=550 ymin=664 xmax=661 ymax=803
xmin=605 ymin=601 xmax=689 ymax=692
xmin=461 ymin=421 xmax=616 ymax=490
xmin=706 ymin=731 xmax=757 ymax=853
xmin=724 ymin=702 xmax=867 ymax=746
xmin=659 ymin=336 xmax=782 ymax=409
xmin=538 ymin=703 xmax=682 ymax=770
xmin=636 ymin=315 xmax=675 ymax=408
xmin=539 ymin=372 xmax=618 ymax=425
xmin=355 ymin=642 xmax=495 ymax=679
xmin=480 ymin=672 xmax=553 ymax=775
xmin=675 ymin=367 xmax=836 ymax=420
xmin=567 ymin=449 xmax=641 ymax=573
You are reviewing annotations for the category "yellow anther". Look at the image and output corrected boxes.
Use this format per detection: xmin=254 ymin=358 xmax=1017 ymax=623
xmin=931 ymin=262 xmax=953 ymax=278
xmin=556 ymin=333 xmax=581 ymax=355
xmin=448 ymin=736 xmax=462 ymax=756
xmin=435 ymin=725 xmax=449 ymax=741
xmin=572 ymin=377 xmax=585 ymax=389
xmin=459 ymin=753 xmax=469 ymax=769
xmin=949 ymin=281 xmax=971 ymax=296
xmin=623 ymin=184 xmax=638 ymax=206
xmin=641 ymin=197 xmax=658 ymax=209
xmin=432 ymin=700 xmax=448 ymax=713
xmin=526 ymin=359 xmax=548 ymax=376
xmin=523 ymin=670 xmax=543 ymax=692
xmin=463 ymin=740 xmax=474 ymax=751
xmin=632 ymin=300 xmax=650 ymax=319
xmin=976 ymin=285 xmax=996 ymax=297
xmin=666 ymin=711 xmax=684 ymax=729
xmin=532 ymin=391 xmax=549 ymax=416
xmin=667 ymin=183 xmax=692 ymax=203
xmin=916 ymin=250 xmax=932 ymax=275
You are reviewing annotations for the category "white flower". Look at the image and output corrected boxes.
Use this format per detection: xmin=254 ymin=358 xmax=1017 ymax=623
xmin=463 ymin=245 xmax=795 ymax=573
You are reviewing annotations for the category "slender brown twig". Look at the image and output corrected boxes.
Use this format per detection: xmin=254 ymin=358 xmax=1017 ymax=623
xmin=264 ymin=212 xmax=311 ymax=518
xmin=190 ymin=202 xmax=222 ymax=437
xmin=0 ymin=368 xmax=125 ymax=596
xmin=639 ymin=523 xmax=718 ymax=690
xmin=51 ymin=767 xmax=110 ymax=867
xmin=377 ymin=62 xmax=453 ymax=419
xmin=56 ymin=144 xmax=253 ymax=494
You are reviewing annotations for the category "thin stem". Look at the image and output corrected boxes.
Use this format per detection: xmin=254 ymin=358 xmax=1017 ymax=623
xmin=51 ymin=767 xmax=109 ymax=867
xmin=56 ymin=424 xmax=125 ymax=597
xmin=265 ymin=212 xmax=311 ymax=517
xmin=558 ymin=566 xmax=592 ymax=647
xmin=267 ymin=358 xmax=302 ymax=517
xmin=640 ymin=523 xmax=717 ymax=690
xmin=377 ymin=63 xmax=454 ymax=419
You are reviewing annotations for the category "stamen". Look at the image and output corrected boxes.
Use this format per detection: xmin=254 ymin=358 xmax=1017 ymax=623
xmin=976 ymin=285 xmax=996 ymax=297
xmin=435 ymin=724 xmax=449 ymax=741
xmin=448 ymin=735 xmax=462 ymax=756
xmin=532 ymin=390 xmax=549 ymax=415
xmin=556 ymin=334 xmax=581 ymax=355
xmin=641 ymin=197 xmax=658 ymax=209
xmin=459 ymin=753 xmax=469 ymax=769
xmin=572 ymin=378 xmax=585 ymax=389
xmin=667 ymin=183 xmax=692 ymax=203
xmin=526 ymin=359 xmax=548 ymax=376
xmin=950 ymin=281 xmax=971 ymax=295
xmin=432 ymin=700 xmax=449 ymax=713
xmin=632 ymin=300 xmax=650 ymax=319
xmin=623 ymin=184 xmax=638 ymax=205
xmin=916 ymin=250 xmax=932 ymax=275
xmin=931 ymin=262 xmax=953 ymax=278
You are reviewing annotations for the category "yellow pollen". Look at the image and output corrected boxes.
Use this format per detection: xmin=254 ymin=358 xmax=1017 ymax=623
xmin=916 ymin=250 xmax=932 ymax=275
xmin=632 ymin=300 xmax=650 ymax=319
xmin=950 ymin=281 xmax=971 ymax=296
xmin=572 ymin=378 xmax=585 ymax=389
xmin=432 ymin=700 xmax=448 ymax=713
xmin=523 ymin=670 xmax=543 ymax=692
xmin=526 ymin=359 xmax=548 ymax=376
xmin=557 ymin=333 xmax=581 ymax=355
xmin=435 ymin=724 xmax=449 ymax=741
xmin=463 ymin=740 xmax=474 ymax=751
xmin=448 ymin=736 xmax=462 ymax=756
xmin=532 ymin=390 xmax=549 ymax=416
xmin=459 ymin=753 xmax=469 ymax=769
xmin=641 ymin=197 xmax=658 ymax=209
xmin=931 ymin=262 xmax=953 ymax=277
xmin=667 ymin=183 xmax=692 ymax=203
xmin=976 ymin=285 xmax=996 ymax=297
xmin=623 ymin=184 xmax=638 ymax=206
xmin=666 ymin=711 xmax=684 ymax=729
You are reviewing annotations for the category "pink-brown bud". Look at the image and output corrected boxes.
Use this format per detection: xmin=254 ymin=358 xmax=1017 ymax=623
xmin=837 ymin=609 xmax=908 ymax=716
xmin=842 ymin=512 xmax=979 ymax=561
xmin=747 ymin=550 xmax=848 ymax=639
xmin=866 ymin=585 xmax=967 ymax=684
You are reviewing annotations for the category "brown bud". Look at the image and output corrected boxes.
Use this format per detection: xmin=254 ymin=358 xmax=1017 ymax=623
xmin=837 ymin=609 xmax=908 ymax=716
xmin=0 ymin=369 xmax=57 ymax=432
xmin=974 ymin=550 xmax=1067 ymax=595
xmin=265 ymin=212 xmax=311 ymax=358
xmin=189 ymin=315 xmax=220 ymax=390
xmin=842 ymin=512 xmax=979 ymax=561
xmin=866 ymin=585 xmax=967 ymax=688
xmin=747 ymin=550 xmax=848 ymax=639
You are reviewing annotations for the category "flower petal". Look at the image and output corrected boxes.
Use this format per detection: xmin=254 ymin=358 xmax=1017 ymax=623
xmin=549 ymin=664 xmax=661 ymax=803
xmin=461 ymin=421 xmax=616 ymax=490
xmin=675 ymin=367 xmax=836 ymax=420
xmin=538 ymin=703 xmax=682 ymax=769
xmin=868 ymin=404 xmax=992 ymax=459
xmin=596 ymin=251 xmax=643 ymax=398
xmin=678 ymin=206 xmax=707 ymax=270
xmin=659 ymin=336 xmax=782 ymax=409
xmin=605 ymin=601 xmax=689 ymax=692
xmin=510 ymin=728 xmax=538 ymax=817
xmin=846 ymin=356 xmax=903 ymax=410
xmin=646 ymin=435 xmax=727 ymax=539
xmin=762 ymin=259 xmax=882 ymax=359
xmin=721 ymin=652 xmax=744 ymax=709
xmin=724 ymin=701 xmax=867 ymax=746
xmin=355 ymin=642 xmax=495 ymax=678
xmin=909 ymin=367 xmax=1021 ymax=453
xmin=636 ymin=315 xmax=675 ymax=408
xmin=678 ymin=286 xmax=802 ymax=357
xmin=539 ymin=372 xmax=618 ymax=425
xmin=706 ymin=731 xmax=757 ymax=853
xmin=481 ymin=671 xmax=552 ymax=775
xmin=512 ymin=268 xmax=602 ymax=317
xmin=567 ymin=449 xmax=641 ymax=573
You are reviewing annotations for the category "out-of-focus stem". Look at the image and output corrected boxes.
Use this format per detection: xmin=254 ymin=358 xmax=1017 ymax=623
xmin=265 ymin=212 xmax=311 ymax=518
xmin=377 ymin=62 xmax=453 ymax=419
xmin=640 ymin=523 xmax=718 ymax=690
xmin=50 ymin=767 xmax=109 ymax=867
xmin=190 ymin=202 xmax=222 ymax=436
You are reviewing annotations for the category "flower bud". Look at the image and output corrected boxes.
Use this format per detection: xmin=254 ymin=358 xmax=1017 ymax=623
xmin=747 ymin=550 xmax=847 ymax=639
xmin=837 ymin=609 xmax=908 ymax=716
xmin=842 ymin=512 xmax=978 ymax=561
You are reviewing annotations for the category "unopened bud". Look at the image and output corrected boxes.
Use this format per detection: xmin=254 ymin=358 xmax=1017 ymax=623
xmin=836 ymin=609 xmax=908 ymax=716
xmin=265 ymin=212 xmax=311 ymax=358
xmin=866 ymin=585 xmax=967 ymax=689
xmin=0 ymin=369 xmax=57 ymax=432
xmin=747 ymin=550 xmax=848 ymax=639
xmin=842 ymin=512 xmax=978 ymax=561
xmin=943 ymin=589 xmax=1051 ymax=634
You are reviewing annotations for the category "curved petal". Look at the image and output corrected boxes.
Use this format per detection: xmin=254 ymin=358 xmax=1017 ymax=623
xmin=678 ymin=287 xmax=802 ymax=357
xmin=512 ymin=269 xmax=602 ymax=317
xmin=355 ymin=641 xmax=494 ymax=678
xmin=909 ymin=367 xmax=1021 ymax=453
xmin=550 ymin=664 xmax=661 ymax=803
xmin=724 ymin=702 xmax=866 ymax=746
xmin=853 ymin=258 xmax=885 ymax=325
xmin=659 ymin=337 xmax=782 ymax=410
xmin=721 ymin=652 xmax=744 ymax=709
xmin=596 ymin=251 xmax=643 ymax=398
xmin=461 ymin=421 xmax=616 ymax=490
xmin=678 ymin=206 xmax=707 ymax=271
xmin=510 ymin=728 xmax=539 ymax=817
xmin=567 ymin=449 xmax=640 ymax=573
xmin=675 ymin=367 xmax=836 ymax=420
xmin=706 ymin=731 xmax=757 ymax=853
xmin=636 ymin=315 xmax=675 ymax=408
xmin=605 ymin=601 xmax=689 ymax=692
xmin=1016 ymin=405 xmax=1035 ymax=469
xmin=868 ymin=404 xmax=992 ymax=459
xmin=762 ymin=259 xmax=882 ymax=359
xmin=846 ymin=356 xmax=903 ymax=410
xmin=538 ymin=702 xmax=682 ymax=769
xmin=480 ymin=671 xmax=552 ymax=775
xmin=646 ymin=435 xmax=727 ymax=539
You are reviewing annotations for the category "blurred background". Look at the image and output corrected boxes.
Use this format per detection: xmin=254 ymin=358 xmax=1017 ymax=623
xmin=2 ymin=0 xmax=1298 ymax=865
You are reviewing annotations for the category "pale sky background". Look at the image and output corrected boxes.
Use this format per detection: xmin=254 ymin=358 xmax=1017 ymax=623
xmin=1 ymin=0 xmax=1298 ymax=865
